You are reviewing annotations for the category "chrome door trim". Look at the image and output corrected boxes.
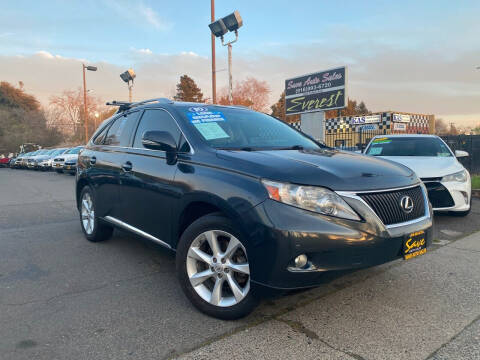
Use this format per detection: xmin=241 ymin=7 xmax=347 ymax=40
xmin=104 ymin=216 xmax=172 ymax=249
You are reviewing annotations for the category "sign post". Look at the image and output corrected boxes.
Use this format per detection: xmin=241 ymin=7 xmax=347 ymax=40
xmin=285 ymin=66 xmax=347 ymax=142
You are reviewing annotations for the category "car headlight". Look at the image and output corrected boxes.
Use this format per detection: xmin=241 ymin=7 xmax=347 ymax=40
xmin=442 ymin=170 xmax=468 ymax=183
xmin=261 ymin=179 xmax=361 ymax=221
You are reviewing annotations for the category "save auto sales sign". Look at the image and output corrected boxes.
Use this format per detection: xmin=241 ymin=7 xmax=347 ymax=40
xmin=285 ymin=66 xmax=347 ymax=115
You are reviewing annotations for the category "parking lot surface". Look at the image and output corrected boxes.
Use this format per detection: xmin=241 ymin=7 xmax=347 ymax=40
xmin=1 ymin=169 xmax=479 ymax=360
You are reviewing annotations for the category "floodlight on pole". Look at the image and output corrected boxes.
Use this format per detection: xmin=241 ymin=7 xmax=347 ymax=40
xmin=120 ymin=69 xmax=136 ymax=102
xmin=209 ymin=10 xmax=243 ymax=105
xmin=82 ymin=63 xmax=97 ymax=144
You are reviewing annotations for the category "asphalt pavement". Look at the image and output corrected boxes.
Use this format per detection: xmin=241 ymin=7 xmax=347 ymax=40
xmin=1 ymin=169 xmax=479 ymax=360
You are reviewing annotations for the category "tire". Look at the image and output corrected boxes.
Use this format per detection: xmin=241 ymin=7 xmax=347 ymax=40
xmin=79 ymin=186 xmax=113 ymax=242
xmin=176 ymin=213 xmax=258 ymax=320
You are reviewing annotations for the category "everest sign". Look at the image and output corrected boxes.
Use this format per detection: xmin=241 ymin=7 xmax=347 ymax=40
xmin=285 ymin=66 xmax=347 ymax=115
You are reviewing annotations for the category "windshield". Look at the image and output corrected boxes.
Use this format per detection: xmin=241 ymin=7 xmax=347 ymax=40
xmin=180 ymin=106 xmax=321 ymax=150
xmin=366 ymin=137 xmax=453 ymax=157
xmin=66 ymin=147 xmax=83 ymax=154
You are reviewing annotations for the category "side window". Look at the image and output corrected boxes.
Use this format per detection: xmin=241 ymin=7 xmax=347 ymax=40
xmin=104 ymin=112 xmax=140 ymax=147
xmin=93 ymin=124 xmax=110 ymax=145
xmin=133 ymin=109 xmax=181 ymax=149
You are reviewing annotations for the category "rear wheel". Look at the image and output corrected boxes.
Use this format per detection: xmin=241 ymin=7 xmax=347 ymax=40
xmin=79 ymin=186 xmax=113 ymax=242
xmin=176 ymin=214 xmax=257 ymax=319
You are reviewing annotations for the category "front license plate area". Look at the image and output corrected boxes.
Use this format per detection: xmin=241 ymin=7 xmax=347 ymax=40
xmin=403 ymin=230 xmax=426 ymax=260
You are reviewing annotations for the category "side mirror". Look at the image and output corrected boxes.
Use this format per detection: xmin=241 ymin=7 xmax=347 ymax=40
xmin=142 ymin=131 xmax=178 ymax=164
xmin=455 ymin=150 xmax=469 ymax=158
xmin=142 ymin=131 xmax=177 ymax=152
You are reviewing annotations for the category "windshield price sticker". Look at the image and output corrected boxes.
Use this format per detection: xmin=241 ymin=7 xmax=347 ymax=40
xmin=368 ymin=147 xmax=383 ymax=155
xmin=193 ymin=122 xmax=229 ymax=140
xmin=187 ymin=110 xmax=225 ymax=124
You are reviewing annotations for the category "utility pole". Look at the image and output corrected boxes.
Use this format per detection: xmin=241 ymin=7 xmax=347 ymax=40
xmin=211 ymin=0 xmax=216 ymax=103
xmin=82 ymin=64 xmax=88 ymax=144
xmin=222 ymin=31 xmax=238 ymax=105
xmin=82 ymin=64 xmax=97 ymax=143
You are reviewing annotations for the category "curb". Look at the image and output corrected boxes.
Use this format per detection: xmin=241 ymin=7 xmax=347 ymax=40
xmin=472 ymin=189 xmax=480 ymax=199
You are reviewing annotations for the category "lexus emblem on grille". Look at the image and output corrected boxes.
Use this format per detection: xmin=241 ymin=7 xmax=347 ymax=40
xmin=400 ymin=195 xmax=414 ymax=213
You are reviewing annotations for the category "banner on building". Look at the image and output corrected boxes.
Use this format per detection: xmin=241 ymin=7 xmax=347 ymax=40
xmin=285 ymin=66 xmax=347 ymax=115
xmin=351 ymin=114 xmax=381 ymax=124
xmin=393 ymin=114 xmax=411 ymax=123
xmin=356 ymin=124 xmax=379 ymax=132
xmin=393 ymin=123 xmax=407 ymax=131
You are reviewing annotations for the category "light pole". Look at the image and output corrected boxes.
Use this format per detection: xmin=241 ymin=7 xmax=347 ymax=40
xmin=82 ymin=64 xmax=97 ymax=143
xmin=210 ymin=0 xmax=216 ymax=103
xmin=120 ymin=69 xmax=136 ymax=102
xmin=209 ymin=10 xmax=243 ymax=105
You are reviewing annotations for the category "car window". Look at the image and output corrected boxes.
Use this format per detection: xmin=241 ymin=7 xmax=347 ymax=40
xmin=104 ymin=112 xmax=140 ymax=147
xmin=366 ymin=137 xmax=453 ymax=157
xmin=93 ymin=124 xmax=110 ymax=145
xmin=133 ymin=109 xmax=181 ymax=149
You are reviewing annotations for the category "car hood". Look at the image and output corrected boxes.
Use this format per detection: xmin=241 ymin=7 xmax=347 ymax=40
xmin=216 ymin=148 xmax=417 ymax=191
xmin=375 ymin=156 xmax=462 ymax=178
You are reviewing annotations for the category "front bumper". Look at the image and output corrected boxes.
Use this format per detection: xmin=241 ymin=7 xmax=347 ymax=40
xmin=428 ymin=180 xmax=471 ymax=212
xmin=245 ymin=194 xmax=433 ymax=290
xmin=63 ymin=164 xmax=77 ymax=172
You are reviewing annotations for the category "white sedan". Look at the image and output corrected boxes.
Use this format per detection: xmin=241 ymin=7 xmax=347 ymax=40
xmin=364 ymin=134 xmax=471 ymax=216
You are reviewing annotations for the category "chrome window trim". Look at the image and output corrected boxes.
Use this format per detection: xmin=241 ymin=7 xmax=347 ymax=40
xmin=104 ymin=216 xmax=172 ymax=249
xmin=337 ymin=183 xmax=430 ymax=229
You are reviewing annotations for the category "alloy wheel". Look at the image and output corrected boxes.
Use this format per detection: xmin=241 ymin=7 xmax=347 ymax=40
xmin=186 ymin=230 xmax=250 ymax=307
xmin=81 ymin=192 xmax=95 ymax=235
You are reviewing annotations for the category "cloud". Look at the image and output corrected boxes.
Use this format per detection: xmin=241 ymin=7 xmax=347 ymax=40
xmin=138 ymin=4 xmax=171 ymax=31
xmin=131 ymin=47 xmax=153 ymax=55
xmin=1 ymin=41 xmax=479 ymax=128
xmin=103 ymin=0 xmax=172 ymax=31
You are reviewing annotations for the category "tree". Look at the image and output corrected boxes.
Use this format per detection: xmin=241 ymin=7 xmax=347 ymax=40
xmin=48 ymin=88 xmax=104 ymax=141
xmin=434 ymin=118 xmax=449 ymax=134
xmin=174 ymin=75 xmax=205 ymax=103
xmin=218 ymin=77 xmax=270 ymax=112
xmin=270 ymin=91 xmax=300 ymax=123
xmin=324 ymin=99 xmax=370 ymax=118
xmin=0 ymin=81 xmax=61 ymax=154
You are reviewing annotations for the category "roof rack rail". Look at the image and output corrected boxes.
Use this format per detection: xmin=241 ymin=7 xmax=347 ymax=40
xmin=106 ymin=98 xmax=173 ymax=112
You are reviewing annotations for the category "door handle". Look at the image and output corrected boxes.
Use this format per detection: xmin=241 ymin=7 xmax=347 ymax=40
xmin=90 ymin=156 xmax=96 ymax=165
xmin=122 ymin=161 xmax=133 ymax=172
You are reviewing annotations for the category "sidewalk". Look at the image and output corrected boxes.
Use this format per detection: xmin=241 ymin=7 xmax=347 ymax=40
xmin=177 ymin=231 xmax=480 ymax=360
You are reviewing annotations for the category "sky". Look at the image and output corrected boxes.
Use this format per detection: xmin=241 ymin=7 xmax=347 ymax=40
xmin=1 ymin=0 xmax=479 ymax=127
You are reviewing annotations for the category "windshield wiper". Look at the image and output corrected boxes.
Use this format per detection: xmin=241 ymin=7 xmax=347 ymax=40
xmin=275 ymin=145 xmax=304 ymax=150
xmin=216 ymin=146 xmax=255 ymax=151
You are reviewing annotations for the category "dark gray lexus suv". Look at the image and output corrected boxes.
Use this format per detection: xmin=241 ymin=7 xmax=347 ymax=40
xmin=76 ymin=98 xmax=433 ymax=319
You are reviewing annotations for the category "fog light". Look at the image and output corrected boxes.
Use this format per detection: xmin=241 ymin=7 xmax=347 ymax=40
xmin=460 ymin=191 xmax=469 ymax=205
xmin=294 ymin=254 xmax=308 ymax=268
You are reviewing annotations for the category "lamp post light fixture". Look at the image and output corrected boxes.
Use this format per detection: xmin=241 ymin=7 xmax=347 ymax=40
xmin=82 ymin=64 xmax=97 ymax=144
xmin=209 ymin=10 xmax=243 ymax=104
xmin=120 ymin=69 xmax=136 ymax=102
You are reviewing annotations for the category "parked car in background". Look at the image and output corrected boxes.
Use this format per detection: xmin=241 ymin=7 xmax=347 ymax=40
xmin=21 ymin=150 xmax=40 ymax=169
xmin=54 ymin=146 xmax=83 ymax=174
xmin=8 ymin=156 xmax=16 ymax=168
xmin=13 ymin=154 xmax=25 ymax=168
xmin=30 ymin=149 xmax=55 ymax=170
xmin=364 ymin=134 xmax=471 ymax=216
xmin=76 ymin=99 xmax=433 ymax=319
xmin=38 ymin=148 xmax=69 ymax=171
xmin=0 ymin=156 xmax=10 ymax=168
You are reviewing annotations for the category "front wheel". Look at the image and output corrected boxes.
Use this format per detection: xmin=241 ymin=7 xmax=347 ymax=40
xmin=176 ymin=214 xmax=257 ymax=320
xmin=79 ymin=186 xmax=113 ymax=242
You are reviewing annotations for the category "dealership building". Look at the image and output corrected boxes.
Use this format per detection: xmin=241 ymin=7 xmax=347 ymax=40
xmin=288 ymin=111 xmax=435 ymax=148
